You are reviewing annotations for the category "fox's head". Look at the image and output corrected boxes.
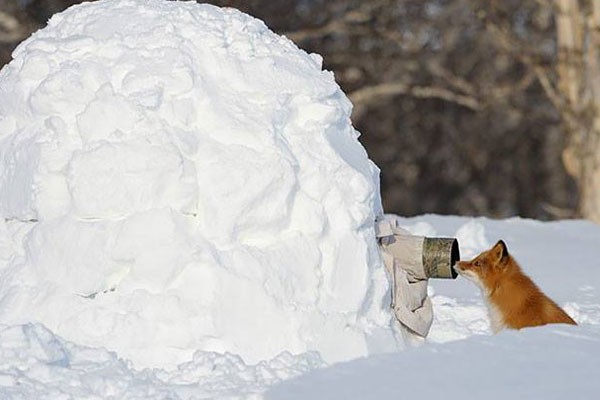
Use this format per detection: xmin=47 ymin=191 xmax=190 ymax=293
xmin=454 ymin=240 xmax=514 ymax=290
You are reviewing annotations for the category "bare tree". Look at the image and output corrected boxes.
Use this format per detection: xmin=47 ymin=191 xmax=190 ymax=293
xmin=290 ymin=0 xmax=575 ymax=219
xmin=485 ymin=0 xmax=600 ymax=223
xmin=553 ymin=0 xmax=600 ymax=222
xmin=0 ymin=0 xmax=580 ymax=221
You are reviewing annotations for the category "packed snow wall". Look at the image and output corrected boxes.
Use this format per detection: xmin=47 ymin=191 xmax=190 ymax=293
xmin=0 ymin=0 xmax=395 ymax=368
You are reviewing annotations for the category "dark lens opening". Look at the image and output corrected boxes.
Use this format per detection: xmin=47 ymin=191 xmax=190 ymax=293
xmin=450 ymin=239 xmax=460 ymax=279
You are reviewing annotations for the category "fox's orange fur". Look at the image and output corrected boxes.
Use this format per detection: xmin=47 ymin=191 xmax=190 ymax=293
xmin=455 ymin=240 xmax=576 ymax=332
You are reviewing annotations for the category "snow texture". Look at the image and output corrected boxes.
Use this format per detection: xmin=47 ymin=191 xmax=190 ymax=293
xmin=1 ymin=0 xmax=599 ymax=399
xmin=0 ymin=0 xmax=390 ymax=370
xmin=1 ymin=216 xmax=599 ymax=399
xmin=268 ymin=215 xmax=600 ymax=399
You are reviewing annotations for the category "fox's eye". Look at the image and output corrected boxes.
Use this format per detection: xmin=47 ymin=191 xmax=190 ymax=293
xmin=474 ymin=260 xmax=481 ymax=267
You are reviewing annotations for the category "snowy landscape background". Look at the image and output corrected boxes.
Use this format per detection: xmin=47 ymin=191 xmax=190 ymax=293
xmin=1 ymin=1 xmax=599 ymax=399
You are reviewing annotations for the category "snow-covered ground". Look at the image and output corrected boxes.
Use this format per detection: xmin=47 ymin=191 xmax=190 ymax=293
xmin=0 ymin=0 xmax=599 ymax=398
xmin=1 ymin=215 xmax=599 ymax=399
xmin=268 ymin=215 xmax=600 ymax=399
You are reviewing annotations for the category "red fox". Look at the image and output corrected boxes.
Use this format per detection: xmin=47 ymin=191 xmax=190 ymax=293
xmin=454 ymin=240 xmax=577 ymax=332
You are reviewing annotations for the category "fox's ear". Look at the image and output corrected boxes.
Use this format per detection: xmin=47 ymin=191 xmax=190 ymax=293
xmin=493 ymin=240 xmax=509 ymax=263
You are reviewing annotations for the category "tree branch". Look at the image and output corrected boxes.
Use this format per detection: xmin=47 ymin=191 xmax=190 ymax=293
xmin=283 ymin=3 xmax=374 ymax=42
xmin=485 ymin=18 xmax=582 ymax=132
xmin=349 ymin=81 xmax=481 ymax=119
xmin=0 ymin=11 xmax=27 ymax=43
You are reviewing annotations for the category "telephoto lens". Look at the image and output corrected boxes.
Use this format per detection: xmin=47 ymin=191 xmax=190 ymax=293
xmin=422 ymin=237 xmax=460 ymax=279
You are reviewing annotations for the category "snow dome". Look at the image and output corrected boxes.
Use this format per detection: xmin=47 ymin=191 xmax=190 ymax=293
xmin=0 ymin=0 xmax=393 ymax=368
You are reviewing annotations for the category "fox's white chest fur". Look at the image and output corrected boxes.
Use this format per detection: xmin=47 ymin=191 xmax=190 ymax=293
xmin=483 ymin=296 xmax=506 ymax=333
xmin=458 ymin=269 xmax=506 ymax=332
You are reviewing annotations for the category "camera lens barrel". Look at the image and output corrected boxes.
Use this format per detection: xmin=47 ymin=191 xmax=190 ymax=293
xmin=422 ymin=237 xmax=460 ymax=279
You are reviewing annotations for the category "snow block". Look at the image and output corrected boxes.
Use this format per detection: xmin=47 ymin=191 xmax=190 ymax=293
xmin=0 ymin=0 xmax=393 ymax=368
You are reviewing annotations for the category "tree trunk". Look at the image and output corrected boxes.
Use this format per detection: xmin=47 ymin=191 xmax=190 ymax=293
xmin=582 ymin=1 xmax=600 ymax=223
xmin=555 ymin=0 xmax=600 ymax=223
xmin=578 ymin=142 xmax=600 ymax=222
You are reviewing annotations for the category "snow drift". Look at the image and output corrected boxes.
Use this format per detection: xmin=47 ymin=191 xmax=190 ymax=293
xmin=0 ymin=0 xmax=393 ymax=368
xmin=2 ymin=216 xmax=598 ymax=399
